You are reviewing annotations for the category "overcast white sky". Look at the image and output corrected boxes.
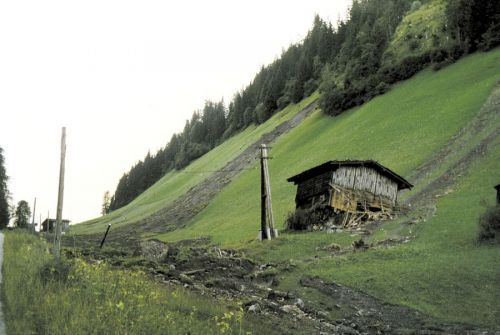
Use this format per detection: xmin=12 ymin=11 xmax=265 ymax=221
xmin=0 ymin=0 xmax=351 ymax=224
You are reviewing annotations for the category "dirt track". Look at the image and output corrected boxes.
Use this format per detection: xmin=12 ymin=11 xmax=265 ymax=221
xmin=95 ymin=100 xmax=318 ymax=245
xmin=405 ymin=83 xmax=500 ymax=207
xmin=70 ymin=85 xmax=500 ymax=334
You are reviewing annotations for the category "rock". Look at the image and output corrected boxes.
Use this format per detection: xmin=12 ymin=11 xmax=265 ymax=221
xmin=317 ymin=310 xmax=329 ymax=318
xmin=169 ymin=264 xmax=176 ymax=270
xmin=179 ymin=273 xmax=193 ymax=285
xmin=281 ymin=304 xmax=304 ymax=316
xmin=247 ymin=304 xmax=261 ymax=313
xmin=325 ymin=243 xmax=341 ymax=252
xmin=268 ymin=289 xmax=288 ymax=300
xmin=193 ymin=284 xmax=206 ymax=291
xmin=294 ymin=298 xmax=305 ymax=309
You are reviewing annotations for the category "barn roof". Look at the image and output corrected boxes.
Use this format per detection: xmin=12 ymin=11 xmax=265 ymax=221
xmin=287 ymin=160 xmax=413 ymax=190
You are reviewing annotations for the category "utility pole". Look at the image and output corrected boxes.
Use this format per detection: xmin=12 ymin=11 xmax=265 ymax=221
xmin=260 ymin=144 xmax=277 ymax=240
xmin=53 ymin=127 xmax=67 ymax=258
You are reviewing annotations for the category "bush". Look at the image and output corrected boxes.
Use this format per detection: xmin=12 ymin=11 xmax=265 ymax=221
xmin=303 ymin=78 xmax=318 ymax=97
xmin=286 ymin=208 xmax=314 ymax=230
xmin=478 ymin=205 xmax=500 ymax=242
xmin=276 ymin=95 xmax=291 ymax=110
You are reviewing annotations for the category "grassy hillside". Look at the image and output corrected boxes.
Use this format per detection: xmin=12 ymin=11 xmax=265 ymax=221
xmin=160 ymin=49 xmax=500 ymax=245
xmin=71 ymin=48 xmax=500 ymax=328
xmin=71 ymin=93 xmax=319 ymax=235
xmin=384 ymin=0 xmax=449 ymax=64
xmin=153 ymin=49 xmax=500 ymax=327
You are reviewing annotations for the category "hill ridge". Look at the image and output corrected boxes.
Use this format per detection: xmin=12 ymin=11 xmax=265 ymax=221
xmin=101 ymin=100 xmax=318 ymax=243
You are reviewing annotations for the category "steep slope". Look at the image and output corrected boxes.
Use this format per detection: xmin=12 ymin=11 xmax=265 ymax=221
xmin=160 ymin=49 xmax=500 ymax=245
xmin=152 ymin=49 xmax=500 ymax=328
xmin=71 ymin=49 xmax=500 ymax=329
xmin=72 ymin=93 xmax=319 ymax=235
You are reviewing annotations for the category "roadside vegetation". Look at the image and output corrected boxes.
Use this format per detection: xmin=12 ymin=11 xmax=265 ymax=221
xmin=2 ymin=231 xmax=248 ymax=335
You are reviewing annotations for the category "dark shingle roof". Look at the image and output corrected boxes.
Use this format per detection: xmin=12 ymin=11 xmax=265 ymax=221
xmin=287 ymin=160 xmax=413 ymax=190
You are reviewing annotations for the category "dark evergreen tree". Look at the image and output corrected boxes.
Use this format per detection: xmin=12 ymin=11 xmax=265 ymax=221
xmin=14 ymin=200 xmax=31 ymax=229
xmin=109 ymin=0 xmax=493 ymax=211
xmin=446 ymin=0 xmax=500 ymax=52
xmin=0 ymin=147 xmax=9 ymax=229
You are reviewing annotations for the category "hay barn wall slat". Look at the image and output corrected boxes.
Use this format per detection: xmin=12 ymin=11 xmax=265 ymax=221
xmin=296 ymin=171 xmax=331 ymax=203
xmin=332 ymin=166 xmax=398 ymax=202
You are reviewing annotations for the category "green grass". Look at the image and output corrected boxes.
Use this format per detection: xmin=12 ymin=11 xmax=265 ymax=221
xmin=1 ymin=231 xmax=248 ymax=334
xmin=71 ymin=49 xmax=500 ymax=329
xmin=309 ymin=141 xmax=500 ymax=327
xmin=160 ymin=49 xmax=500 ymax=246
xmin=384 ymin=0 xmax=448 ymax=64
xmin=154 ymin=49 xmax=500 ymax=328
xmin=71 ymin=92 xmax=319 ymax=235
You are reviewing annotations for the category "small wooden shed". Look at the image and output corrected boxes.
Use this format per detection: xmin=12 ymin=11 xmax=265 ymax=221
xmin=41 ymin=218 xmax=70 ymax=233
xmin=287 ymin=160 xmax=412 ymax=226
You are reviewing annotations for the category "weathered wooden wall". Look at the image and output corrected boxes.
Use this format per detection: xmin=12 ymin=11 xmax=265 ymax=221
xmin=331 ymin=166 xmax=398 ymax=202
xmin=295 ymin=171 xmax=331 ymax=207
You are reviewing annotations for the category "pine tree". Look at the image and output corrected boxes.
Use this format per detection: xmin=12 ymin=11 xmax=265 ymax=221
xmin=14 ymin=200 xmax=31 ymax=229
xmin=0 ymin=147 xmax=10 ymax=229
xmin=102 ymin=191 xmax=111 ymax=215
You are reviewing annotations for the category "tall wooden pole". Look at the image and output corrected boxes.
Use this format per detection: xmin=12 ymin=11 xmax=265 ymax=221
xmin=53 ymin=127 xmax=66 ymax=258
xmin=260 ymin=144 xmax=277 ymax=240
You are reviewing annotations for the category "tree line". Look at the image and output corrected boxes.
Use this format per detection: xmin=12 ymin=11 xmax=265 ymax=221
xmin=0 ymin=146 xmax=33 ymax=229
xmin=107 ymin=0 xmax=500 ymax=212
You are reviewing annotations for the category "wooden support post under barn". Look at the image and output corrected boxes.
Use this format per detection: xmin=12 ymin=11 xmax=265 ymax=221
xmin=287 ymin=160 xmax=413 ymax=230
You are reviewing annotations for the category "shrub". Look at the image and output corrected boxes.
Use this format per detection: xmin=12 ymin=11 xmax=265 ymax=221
xmin=286 ymin=208 xmax=314 ymax=231
xmin=478 ymin=205 xmax=500 ymax=242
xmin=276 ymin=95 xmax=290 ymax=110
xmin=303 ymin=78 xmax=318 ymax=97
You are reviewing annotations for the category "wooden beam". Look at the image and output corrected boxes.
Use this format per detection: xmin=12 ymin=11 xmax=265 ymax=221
xmin=53 ymin=127 xmax=66 ymax=258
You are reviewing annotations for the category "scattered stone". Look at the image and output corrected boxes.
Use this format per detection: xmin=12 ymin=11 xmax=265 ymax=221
xmin=323 ymin=243 xmax=341 ymax=252
xmin=267 ymin=289 xmax=288 ymax=300
xmin=281 ymin=304 xmax=302 ymax=314
xmin=294 ymin=298 xmax=305 ymax=309
xmin=247 ymin=304 xmax=261 ymax=313
xmin=179 ymin=273 xmax=193 ymax=285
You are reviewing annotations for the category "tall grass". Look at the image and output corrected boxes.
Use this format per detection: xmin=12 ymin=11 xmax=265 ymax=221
xmin=2 ymin=231 xmax=246 ymax=335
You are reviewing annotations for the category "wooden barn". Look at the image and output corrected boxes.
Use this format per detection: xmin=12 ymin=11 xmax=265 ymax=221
xmin=41 ymin=218 xmax=70 ymax=233
xmin=287 ymin=160 xmax=413 ymax=228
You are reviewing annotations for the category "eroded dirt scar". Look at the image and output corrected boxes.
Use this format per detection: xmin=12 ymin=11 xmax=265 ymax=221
xmin=65 ymin=238 xmax=498 ymax=335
